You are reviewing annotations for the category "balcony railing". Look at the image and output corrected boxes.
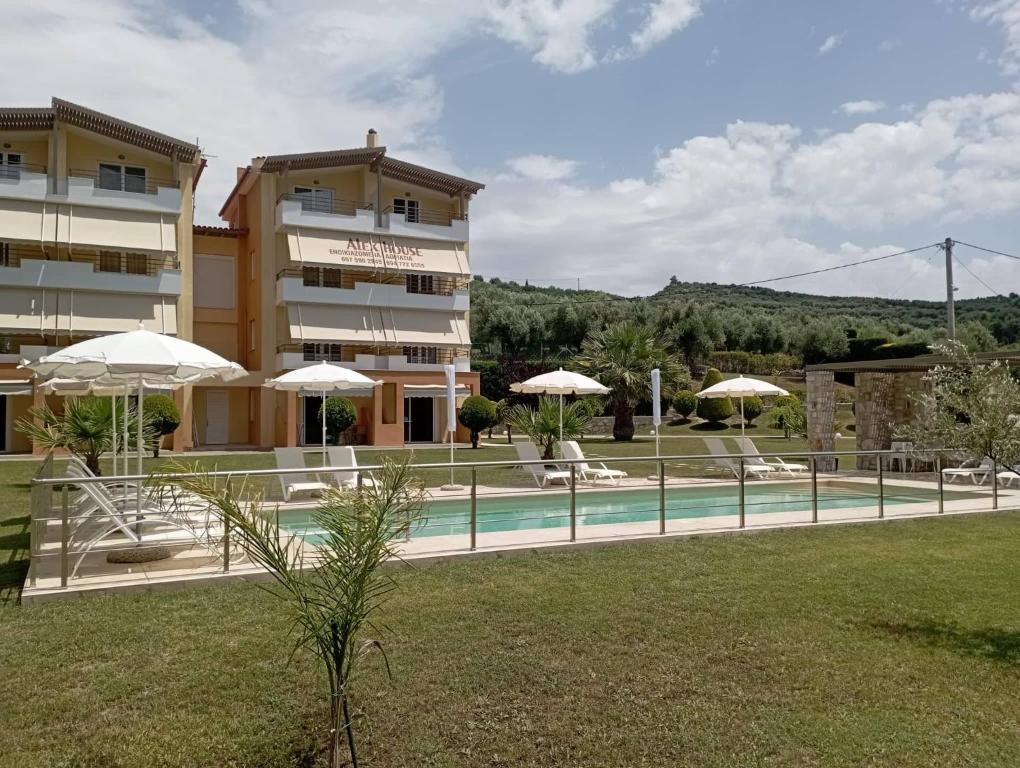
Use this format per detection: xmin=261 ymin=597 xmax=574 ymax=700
xmin=275 ymin=267 xmax=468 ymax=296
xmin=278 ymin=193 xmax=373 ymax=217
xmin=0 ymin=246 xmax=178 ymax=277
xmin=0 ymin=162 xmax=47 ymax=181
xmin=70 ymin=169 xmax=179 ymax=196
xmin=276 ymin=343 xmax=468 ymax=365
xmin=383 ymin=204 xmax=466 ymax=227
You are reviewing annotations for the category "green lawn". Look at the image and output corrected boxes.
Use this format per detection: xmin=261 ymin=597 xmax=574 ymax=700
xmin=1 ymin=449 xmax=1017 ymax=767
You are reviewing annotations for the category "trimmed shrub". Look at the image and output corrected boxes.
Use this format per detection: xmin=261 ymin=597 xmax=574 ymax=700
xmin=696 ymin=368 xmax=734 ymax=423
xmin=458 ymin=395 xmax=498 ymax=448
xmin=320 ymin=396 xmax=357 ymax=445
xmin=740 ymin=395 xmax=763 ymax=425
xmin=144 ymin=394 xmax=180 ymax=457
xmin=672 ymin=390 xmax=698 ymax=420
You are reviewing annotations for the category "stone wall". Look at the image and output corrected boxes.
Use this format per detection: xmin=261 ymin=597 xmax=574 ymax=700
xmin=806 ymin=370 xmax=836 ymax=471
xmin=855 ymin=371 xmax=927 ymax=469
xmin=582 ymin=416 xmax=658 ymax=437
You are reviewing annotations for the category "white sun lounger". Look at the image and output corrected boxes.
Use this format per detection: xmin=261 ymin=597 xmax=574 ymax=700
xmin=561 ymin=441 xmax=627 ymax=485
xmin=515 ymin=442 xmax=572 ymax=488
xmin=995 ymin=466 xmax=1020 ymax=488
xmin=941 ymin=457 xmax=994 ymax=485
xmin=703 ymin=438 xmax=774 ymax=479
xmin=274 ymin=448 xmax=330 ymax=501
xmin=326 ymin=446 xmax=377 ymax=490
xmin=736 ymin=438 xmax=808 ymax=476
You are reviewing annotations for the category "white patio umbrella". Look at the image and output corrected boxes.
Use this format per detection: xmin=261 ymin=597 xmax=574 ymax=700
xmin=22 ymin=327 xmax=247 ymax=516
xmin=510 ymin=367 xmax=610 ymax=444
xmin=696 ymin=375 xmax=789 ymax=438
xmin=263 ymin=362 xmax=380 ymax=461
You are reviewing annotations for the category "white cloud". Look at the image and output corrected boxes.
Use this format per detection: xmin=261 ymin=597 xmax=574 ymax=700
xmin=506 ymin=154 xmax=580 ymax=180
xmin=972 ymin=0 xmax=1020 ymax=75
xmin=818 ymin=33 xmax=845 ymax=55
xmin=837 ymin=100 xmax=887 ymax=115
xmin=624 ymin=0 xmax=703 ymax=57
xmin=471 ymin=93 xmax=1020 ymax=298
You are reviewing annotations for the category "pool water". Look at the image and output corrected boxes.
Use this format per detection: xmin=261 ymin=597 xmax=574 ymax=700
xmin=279 ymin=482 xmax=981 ymax=543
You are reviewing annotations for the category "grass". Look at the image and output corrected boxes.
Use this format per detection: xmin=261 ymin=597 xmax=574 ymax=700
xmin=1 ymin=443 xmax=1016 ymax=766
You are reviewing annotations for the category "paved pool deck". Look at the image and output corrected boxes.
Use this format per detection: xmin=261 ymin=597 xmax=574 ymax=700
xmin=21 ymin=472 xmax=1020 ymax=603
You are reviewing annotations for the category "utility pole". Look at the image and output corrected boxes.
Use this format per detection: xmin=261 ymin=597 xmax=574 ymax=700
xmin=944 ymin=237 xmax=956 ymax=340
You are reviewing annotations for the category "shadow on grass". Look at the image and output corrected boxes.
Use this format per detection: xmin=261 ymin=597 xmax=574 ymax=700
xmin=869 ymin=618 xmax=1020 ymax=665
xmin=689 ymin=421 xmax=731 ymax=432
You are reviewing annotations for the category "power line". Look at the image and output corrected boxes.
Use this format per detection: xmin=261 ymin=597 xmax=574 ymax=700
xmin=954 ymin=256 xmax=1003 ymax=297
xmin=953 ymin=240 xmax=1020 ymax=262
xmin=484 ymin=243 xmax=942 ymax=308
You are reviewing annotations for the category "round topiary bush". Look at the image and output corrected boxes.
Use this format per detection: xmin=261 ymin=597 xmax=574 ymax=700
xmin=672 ymin=389 xmax=698 ymax=421
xmin=144 ymin=394 xmax=180 ymax=457
xmin=696 ymin=368 xmax=734 ymax=424
xmin=458 ymin=395 xmax=498 ymax=448
xmin=741 ymin=395 xmax=763 ymax=425
xmin=320 ymin=396 xmax=357 ymax=445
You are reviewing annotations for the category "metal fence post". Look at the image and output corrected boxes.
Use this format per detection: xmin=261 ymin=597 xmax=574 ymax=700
xmin=569 ymin=464 xmax=577 ymax=542
xmin=738 ymin=459 xmax=746 ymax=529
xmin=810 ymin=456 xmax=818 ymax=523
xmin=470 ymin=467 xmax=477 ymax=551
xmin=992 ymin=459 xmax=998 ymax=511
xmin=60 ymin=483 xmax=69 ymax=589
xmin=877 ymin=456 xmax=884 ymax=519
xmin=936 ymin=454 xmax=944 ymax=514
xmin=658 ymin=459 xmax=666 ymax=535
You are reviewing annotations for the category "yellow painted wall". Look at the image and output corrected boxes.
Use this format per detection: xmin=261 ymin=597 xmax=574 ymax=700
xmin=192 ymin=386 xmax=251 ymax=445
xmin=1 ymin=136 xmax=48 ymax=168
xmin=64 ymin=128 xmax=174 ymax=181
xmin=282 ymin=167 xmax=365 ymax=205
xmin=5 ymin=395 xmax=32 ymax=452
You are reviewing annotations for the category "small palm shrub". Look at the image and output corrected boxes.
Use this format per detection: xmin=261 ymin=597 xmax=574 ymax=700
xmin=506 ymin=397 xmax=592 ymax=459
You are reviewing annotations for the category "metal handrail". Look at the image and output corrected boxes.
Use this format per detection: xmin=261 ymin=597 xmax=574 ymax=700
xmin=278 ymin=193 xmax=373 ymax=216
xmin=0 ymin=162 xmax=47 ymax=178
xmin=70 ymin=169 xmax=179 ymax=195
xmin=382 ymin=204 xmax=465 ymax=226
xmin=29 ymin=448 xmax=948 ymax=486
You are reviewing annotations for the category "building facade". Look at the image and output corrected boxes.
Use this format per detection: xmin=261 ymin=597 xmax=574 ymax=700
xmin=0 ymin=100 xmax=483 ymax=452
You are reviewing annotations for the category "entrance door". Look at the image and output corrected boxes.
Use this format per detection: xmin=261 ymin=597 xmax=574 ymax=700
xmin=205 ymin=391 xmax=229 ymax=445
xmin=304 ymin=395 xmax=323 ymax=446
xmin=403 ymin=397 xmax=435 ymax=443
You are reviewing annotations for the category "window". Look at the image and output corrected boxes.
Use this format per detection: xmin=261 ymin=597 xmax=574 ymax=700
xmin=322 ymin=267 xmax=343 ymax=288
xmin=0 ymin=152 xmax=23 ymax=180
xmin=249 ymin=319 xmax=255 ymax=352
xmin=125 ymin=253 xmax=148 ymax=275
xmin=392 ymin=197 xmax=419 ymax=223
xmin=303 ymin=343 xmax=342 ymax=362
xmin=98 ymin=163 xmax=147 ymax=193
xmin=99 ymin=251 xmax=121 ymax=273
xmin=403 ymin=345 xmax=438 ymax=364
xmin=294 ymin=186 xmax=334 ymax=213
xmin=302 ymin=266 xmax=319 ymax=287
xmin=0 ymin=242 xmax=11 ymax=268
xmin=406 ymin=273 xmax=435 ymax=294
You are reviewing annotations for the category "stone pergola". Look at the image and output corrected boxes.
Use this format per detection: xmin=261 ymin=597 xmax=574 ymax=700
xmin=806 ymin=352 xmax=1020 ymax=470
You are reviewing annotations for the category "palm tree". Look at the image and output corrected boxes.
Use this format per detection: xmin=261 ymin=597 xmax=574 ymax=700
xmin=16 ymin=396 xmax=145 ymax=475
xmin=575 ymin=324 xmax=685 ymax=441
xmin=505 ymin=397 xmax=591 ymax=459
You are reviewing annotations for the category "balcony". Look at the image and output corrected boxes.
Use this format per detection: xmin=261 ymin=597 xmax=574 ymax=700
xmin=276 ymin=194 xmax=469 ymax=243
xmin=276 ymin=344 xmax=471 ymax=374
xmin=67 ymin=169 xmax=181 ymax=214
xmin=275 ymin=269 xmax=469 ymax=312
xmin=0 ymin=247 xmax=181 ymax=296
xmin=0 ymin=163 xmax=49 ymax=202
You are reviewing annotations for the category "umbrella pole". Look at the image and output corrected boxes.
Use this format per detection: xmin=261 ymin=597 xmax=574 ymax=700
xmin=559 ymin=392 xmax=563 ymax=449
xmin=136 ymin=375 xmax=144 ymax=538
xmin=123 ymin=390 xmax=129 ymax=480
xmin=740 ymin=395 xmax=745 ymax=439
xmin=321 ymin=389 xmax=327 ymax=464
xmin=111 ymin=394 xmax=117 ymax=477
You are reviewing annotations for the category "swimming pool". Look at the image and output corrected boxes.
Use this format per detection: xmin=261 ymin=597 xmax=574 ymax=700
xmin=279 ymin=481 xmax=982 ymax=543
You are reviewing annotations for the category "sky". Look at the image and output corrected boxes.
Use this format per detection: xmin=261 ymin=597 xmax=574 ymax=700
xmin=3 ymin=0 xmax=1020 ymax=299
